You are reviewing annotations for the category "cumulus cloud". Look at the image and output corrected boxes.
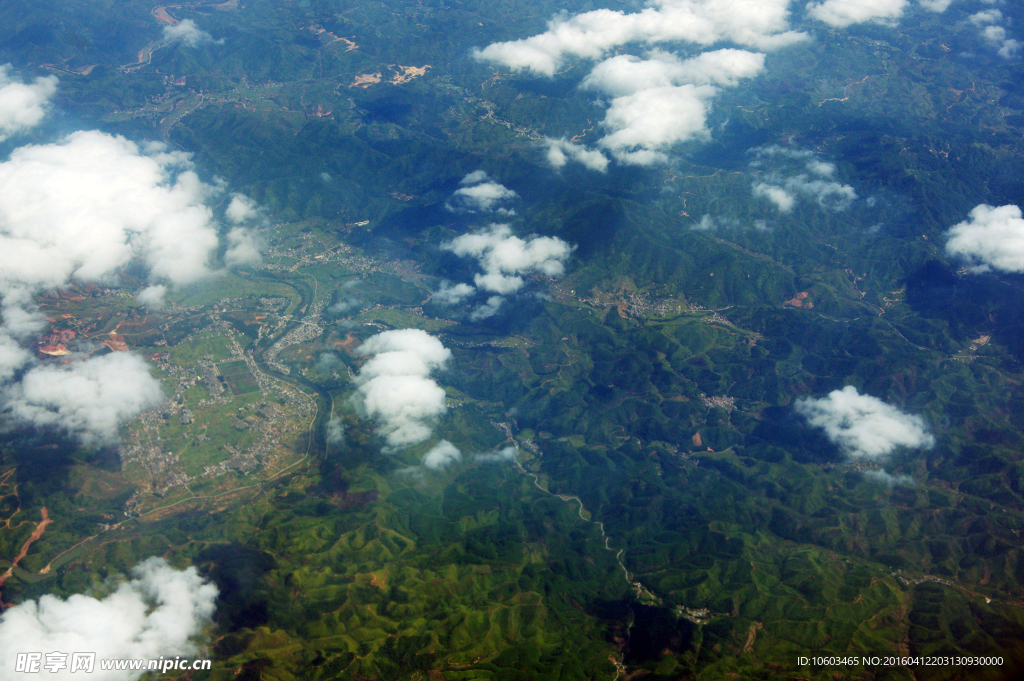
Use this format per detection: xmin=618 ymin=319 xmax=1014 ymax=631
xmin=945 ymin=204 xmax=1024 ymax=273
xmin=805 ymin=159 xmax=836 ymax=178
xmin=0 ymin=130 xmax=259 ymax=441
xmin=432 ymin=282 xmax=476 ymax=305
xmin=806 ymin=0 xmax=908 ymax=28
xmin=163 ymin=19 xmax=221 ymax=48
xmin=0 ymin=557 xmax=217 ymax=681
xmin=795 ymin=386 xmax=935 ymax=459
xmin=316 ymin=352 xmax=341 ymax=375
xmin=224 ymin=227 xmax=262 ymax=268
xmin=918 ymin=0 xmax=952 ymax=10
xmin=446 ymin=171 xmax=518 ymax=214
xmin=4 ymin=353 xmax=163 ymax=444
xmin=443 ymin=224 xmax=574 ymax=295
xmin=969 ymin=9 xmax=1002 ymax=24
xmin=574 ymin=49 xmax=766 ymax=164
xmin=693 ymin=214 xmax=768 ymax=231
xmin=474 ymin=0 xmax=801 ymax=166
xmin=472 ymin=0 xmax=805 ymax=76
xmin=599 ymin=84 xmax=716 ymax=164
xmin=460 ymin=169 xmax=489 ymax=184
xmin=752 ymin=182 xmax=797 ymax=211
xmin=863 ymin=468 xmax=915 ymax=486
xmin=0 ymin=131 xmax=222 ymax=291
xmin=0 ymin=335 xmax=31 ymax=382
xmin=545 ymin=138 xmax=609 ymax=172
xmin=222 ymin=196 xmax=262 ymax=268
xmin=750 ymin=146 xmax=857 ymax=211
xmin=475 ymin=446 xmax=518 ymax=464
xmin=330 ymin=280 xmax=365 ymax=316
xmin=352 ymin=329 xmax=451 ymax=449
xmin=970 ymin=11 xmax=1020 ymax=57
xmin=2 ymin=288 xmax=44 ymax=339
xmin=582 ymin=49 xmax=765 ymax=95
xmin=225 ymin=194 xmax=258 ymax=224
xmin=976 ymin=22 xmax=1021 ymax=59
xmin=0 ymin=65 xmax=58 ymax=142
xmin=440 ymin=225 xmax=573 ymax=318
xmin=422 ymin=439 xmax=462 ymax=470
xmin=326 ymin=415 xmax=345 ymax=445
xmin=789 ymin=176 xmax=856 ymax=210
xmin=0 ymin=290 xmax=39 ymax=380
xmin=469 ymin=295 xmax=505 ymax=321
xmin=136 ymin=284 xmax=168 ymax=308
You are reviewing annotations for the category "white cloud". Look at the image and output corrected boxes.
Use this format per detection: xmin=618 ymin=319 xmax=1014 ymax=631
xmin=692 ymin=214 xmax=766 ymax=231
xmin=980 ymin=24 xmax=1020 ymax=58
xmin=469 ymin=295 xmax=505 ymax=320
xmin=452 ymin=183 xmax=517 ymax=213
xmin=0 ymin=557 xmax=217 ymax=681
xmin=544 ymin=138 xmax=610 ymax=172
xmin=474 ymin=0 xmax=801 ymax=167
xmin=997 ymin=39 xmax=1020 ymax=59
xmin=433 ymin=282 xmax=476 ymax=305
xmin=750 ymin=144 xmax=812 ymax=161
xmin=582 ymin=49 xmax=765 ymax=95
xmin=0 ymin=131 xmax=263 ymax=441
xmin=0 ymin=131 xmax=221 ymax=292
xmin=787 ymin=176 xmax=858 ymax=210
xmin=752 ymin=182 xmax=796 ymax=211
xmin=4 ymin=353 xmax=164 ymax=444
xmin=945 ymin=204 xmax=1024 ymax=273
xmin=576 ymin=49 xmax=766 ymax=163
xmin=806 ymin=0 xmax=908 ymax=28
xmin=224 ymin=227 xmax=262 ymax=268
xmin=863 ymin=468 xmax=915 ymax=486
xmin=460 ymin=170 xmax=489 ymax=185
xmin=969 ymin=10 xmax=1020 ymax=57
xmin=694 ymin=215 xmax=718 ymax=231
xmin=805 ymin=159 xmax=836 ymax=178
xmin=918 ymin=0 xmax=952 ymax=10
xmin=969 ymin=9 xmax=1002 ymax=24
xmin=0 ymin=65 xmax=58 ymax=142
xmin=442 ymin=224 xmax=574 ymax=296
xmin=472 ymin=0 xmax=805 ymax=77
xmin=422 ymin=439 xmax=462 ymax=470
xmin=795 ymin=386 xmax=935 ymax=459
xmin=750 ymin=146 xmax=857 ymax=211
xmin=0 ymin=131 xmax=229 ymax=439
xmin=316 ymin=352 xmax=340 ymax=374
xmin=326 ymin=415 xmax=345 ymax=445
xmin=136 ymin=284 xmax=168 ymax=308
xmin=353 ymin=329 xmax=451 ymax=449
xmin=1 ymin=288 xmax=44 ymax=339
xmin=999 ymin=41 xmax=1022 ymax=59
xmin=446 ymin=172 xmax=518 ymax=214
xmin=223 ymin=196 xmax=262 ymax=268
xmin=475 ymin=446 xmax=518 ymax=464
xmin=163 ymin=19 xmax=221 ymax=48
xmin=329 ymin=280 xmax=364 ymax=316
xmin=0 ymin=333 xmax=31 ymax=382
xmin=225 ymin=194 xmax=258 ymax=224
xmin=0 ymin=289 xmax=38 ymax=380
xmin=981 ymin=24 xmax=1006 ymax=40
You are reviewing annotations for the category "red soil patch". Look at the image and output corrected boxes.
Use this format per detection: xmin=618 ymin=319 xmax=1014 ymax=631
xmin=0 ymin=508 xmax=52 ymax=588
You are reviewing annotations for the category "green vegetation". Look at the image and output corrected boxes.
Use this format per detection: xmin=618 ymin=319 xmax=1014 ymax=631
xmin=3 ymin=0 xmax=1024 ymax=678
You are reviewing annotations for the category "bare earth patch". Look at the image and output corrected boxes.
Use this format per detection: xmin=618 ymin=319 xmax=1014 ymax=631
xmin=390 ymin=64 xmax=430 ymax=84
xmin=351 ymin=73 xmax=382 ymax=88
